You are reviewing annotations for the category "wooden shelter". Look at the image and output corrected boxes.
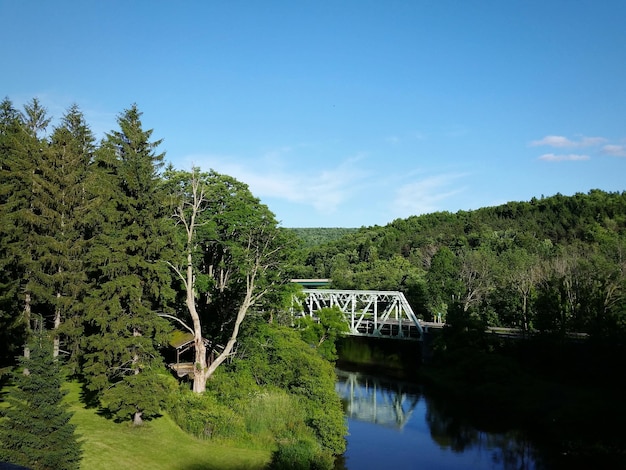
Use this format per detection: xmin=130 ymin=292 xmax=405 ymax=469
xmin=167 ymin=330 xmax=225 ymax=378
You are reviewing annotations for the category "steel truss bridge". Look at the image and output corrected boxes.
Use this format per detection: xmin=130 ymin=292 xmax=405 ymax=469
xmin=295 ymin=289 xmax=423 ymax=341
xmin=335 ymin=370 xmax=421 ymax=429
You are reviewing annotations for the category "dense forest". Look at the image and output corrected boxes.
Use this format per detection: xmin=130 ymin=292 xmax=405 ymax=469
xmin=289 ymin=227 xmax=359 ymax=247
xmin=291 ymin=190 xmax=626 ymax=340
xmin=0 ymin=98 xmax=344 ymax=469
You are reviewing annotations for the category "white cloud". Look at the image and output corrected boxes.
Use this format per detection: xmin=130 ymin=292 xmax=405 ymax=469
xmin=602 ymin=144 xmax=626 ymax=157
xmin=538 ymin=153 xmax=590 ymax=162
xmin=181 ymin=150 xmax=371 ymax=216
xmin=530 ymin=135 xmax=605 ymax=148
xmin=391 ymin=173 xmax=467 ymax=217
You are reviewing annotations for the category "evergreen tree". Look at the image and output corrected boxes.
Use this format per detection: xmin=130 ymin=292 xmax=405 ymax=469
xmin=0 ymin=333 xmax=82 ymax=470
xmin=32 ymin=105 xmax=95 ymax=366
xmin=0 ymin=98 xmax=50 ymax=361
xmin=0 ymin=98 xmax=27 ymax=364
xmin=82 ymin=105 xmax=175 ymax=424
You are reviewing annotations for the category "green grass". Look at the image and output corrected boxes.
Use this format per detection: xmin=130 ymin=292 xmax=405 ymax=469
xmin=64 ymin=382 xmax=271 ymax=470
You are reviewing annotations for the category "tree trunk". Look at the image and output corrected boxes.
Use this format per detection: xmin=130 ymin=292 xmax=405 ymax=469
xmin=133 ymin=410 xmax=143 ymax=426
xmin=187 ymin=249 xmax=208 ymax=393
xmin=53 ymin=293 xmax=61 ymax=357
xmin=23 ymin=292 xmax=31 ymax=361
xmin=204 ymin=273 xmax=255 ymax=379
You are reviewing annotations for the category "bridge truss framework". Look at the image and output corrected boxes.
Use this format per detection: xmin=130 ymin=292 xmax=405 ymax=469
xmin=296 ymin=289 xmax=423 ymax=341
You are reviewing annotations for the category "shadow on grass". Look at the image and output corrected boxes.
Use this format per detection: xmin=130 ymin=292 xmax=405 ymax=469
xmin=180 ymin=465 xmax=268 ymax=470
xmin=78 ymin=380 xmax=100 ymax=409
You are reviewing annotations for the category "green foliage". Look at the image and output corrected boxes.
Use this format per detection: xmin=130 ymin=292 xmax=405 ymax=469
xmin=298 ymin=306 xmax=348 ymax=361
xmin=0 ymin=98 xmax=48 ymax=362
xmin=289 ymin=227 xmax=359 ymax=247
xmin=165 ymin=322 xmax=346 ymax=460
xmin=233 ymin=322 xmax=347 ymax=455
xmin=162 ymin=166 xmax=292 ymax=356
xmin=81 ymin=105 xmax=175 ymax=423
xmin=0 ymin=334 xmax=82 ymax=470
xmin=166 ymin=388 xmax=247 ymax=441
xmin=269 ymin=438 xmax=335 ymax=470
xmin=100 ymin=370 xmax=177 ymax=424
xmin=300 ymin=190 xmax=626 ymax=342
xmin=0 ymin=97 xmax=343 ymax=466
xmin=33 ymin=104 xmax=95 ymax=366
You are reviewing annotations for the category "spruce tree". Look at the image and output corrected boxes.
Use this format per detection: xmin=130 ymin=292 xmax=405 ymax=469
xmin=0 ymin=98 xmax=50 ymax=361
xmin=31 ymin=105 xmax=95 ymax=367
xmin=0 ymin=98 xmax=27 ymax=364
xmin=82 ymin=105 xmax=175 ymax=424
xmin=0 ymin=333 xmax=82 ymax=470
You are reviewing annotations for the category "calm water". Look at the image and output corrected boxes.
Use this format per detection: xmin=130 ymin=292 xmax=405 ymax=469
xmin=335 ymin=369 xmax=538 ymax=470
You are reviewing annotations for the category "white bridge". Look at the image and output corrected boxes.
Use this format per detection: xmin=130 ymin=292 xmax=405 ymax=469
xmin=295 ymin=289 xmax=423 ymax=341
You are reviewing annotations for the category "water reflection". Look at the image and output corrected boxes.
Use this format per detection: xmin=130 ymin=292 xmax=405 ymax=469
xmin=335 ymin=369 xmax=539 ymax=470
xmin=335 ymin=369 xmax=420 ymax=429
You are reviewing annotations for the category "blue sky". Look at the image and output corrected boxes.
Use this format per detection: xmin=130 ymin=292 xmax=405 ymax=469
xmin=2 ymin=1 xmax=625 ymax=227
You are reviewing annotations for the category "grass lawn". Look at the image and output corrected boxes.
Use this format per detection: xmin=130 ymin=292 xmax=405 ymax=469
xmin=65 ymin=382 xmax=271 ymax=470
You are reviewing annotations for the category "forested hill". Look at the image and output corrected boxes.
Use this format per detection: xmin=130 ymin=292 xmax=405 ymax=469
xmin=296 ymin=190 xmax=626 ymax=337
xmin=289 ymin=227 xmax=359 ymax=247
xmin=303 ymin=190 xmax=626 ymax=261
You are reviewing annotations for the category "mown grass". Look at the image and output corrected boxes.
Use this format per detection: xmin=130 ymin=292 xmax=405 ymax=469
xmin=64 ymin=381 xmax=271 ymax=470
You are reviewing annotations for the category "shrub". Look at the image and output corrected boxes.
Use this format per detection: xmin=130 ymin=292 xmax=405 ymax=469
xmin=167 ymin=389 xmax=247 ymax=441
xmin=269 ymin=439 xmax=335 ymax=470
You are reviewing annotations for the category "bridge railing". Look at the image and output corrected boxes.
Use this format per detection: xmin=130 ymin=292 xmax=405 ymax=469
xmin=294 ymin=289 xmax=423 ymax=341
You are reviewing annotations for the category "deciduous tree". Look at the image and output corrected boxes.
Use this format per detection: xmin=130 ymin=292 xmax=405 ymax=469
xmin=166 ymin=167 xmax=291 ymax=393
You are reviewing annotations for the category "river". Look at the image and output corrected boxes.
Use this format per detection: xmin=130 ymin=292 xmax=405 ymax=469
xmin=334 ymin=368 xmax=538 ymax=470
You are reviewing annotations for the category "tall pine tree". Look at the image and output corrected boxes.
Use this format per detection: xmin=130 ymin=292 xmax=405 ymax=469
xmin=0 ymin=333 xmax=82 ymax=470
xmin=0 ymin=98 xmax=50 ymax=362
xmin=82 ymin=105 xmax=175 ymax=425
xmin=31 ymin=105 xmax=95 ymax=366
xmin=0 ymin=98 xmax=27 ymax=364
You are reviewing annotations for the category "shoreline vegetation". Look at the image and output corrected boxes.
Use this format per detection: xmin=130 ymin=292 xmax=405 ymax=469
xmin=64 ymin=381 xmax=271 ymax=470
xmin=59 ymin=323 xmax=346 ymax=470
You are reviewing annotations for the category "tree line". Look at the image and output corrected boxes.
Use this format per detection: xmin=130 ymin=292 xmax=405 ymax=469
xmin=1 ymin=97 xmax=345 ymax=469
xmin=292 ymin=190 xmax=626 ymax=340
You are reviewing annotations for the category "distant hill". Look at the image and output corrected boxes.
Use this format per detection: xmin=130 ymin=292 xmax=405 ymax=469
xmin=288 ymin=227 xmax=359 ymax=247
xmin=302 ymin=189 xmax=626 ymax=261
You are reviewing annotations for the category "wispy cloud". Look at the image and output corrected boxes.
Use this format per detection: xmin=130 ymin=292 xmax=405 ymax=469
xmin=530 ymin=135 xmax=606 ymax=148
xmin=385 ymin=131 xmax=426 ymax=145
xmin=538 ymin=153 xmax=590 ymax=162
xmin=602 ymin=144 xmax=626 ymax=157
xmin=182 ymin=150 xmax=371 ymax=216
xmin=391 ymin=173 xmax=468 ymax=217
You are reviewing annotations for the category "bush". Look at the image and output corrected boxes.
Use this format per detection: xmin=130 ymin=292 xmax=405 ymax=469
xmin=244 ymin=391 xmax=307 ymax=441
xmin=167 ymin=389 xmax=247 ymax=441
xmin=269 ymin=439 xmax=335 ymax=470
xmin=168 ymin=323 xmax=346 ymax=459
xmin=235 ymin=324 xmax=347 ymax=454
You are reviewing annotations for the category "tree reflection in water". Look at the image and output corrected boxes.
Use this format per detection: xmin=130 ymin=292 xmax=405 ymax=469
xmin=336 ymin=369 xmax=540 ymax=470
